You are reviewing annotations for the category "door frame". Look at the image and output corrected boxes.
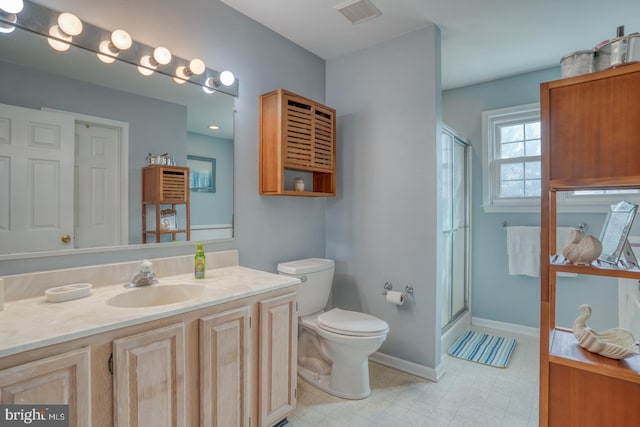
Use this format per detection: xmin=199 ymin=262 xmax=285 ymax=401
xmin=44 ymin=108 xmax=129 ymax=247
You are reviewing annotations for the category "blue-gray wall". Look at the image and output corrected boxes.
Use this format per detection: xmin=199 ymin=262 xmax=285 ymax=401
xmin=187 ymin=133 xmax=234 ymax=227
xmin=443 ymin=67 xmax=619 ymax=330
xmin=326 ymin=26 xmax=443 ymax=370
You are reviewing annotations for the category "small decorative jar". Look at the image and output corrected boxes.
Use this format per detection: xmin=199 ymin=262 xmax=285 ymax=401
xmin=294 ymin=177 xmax=305 ymax=192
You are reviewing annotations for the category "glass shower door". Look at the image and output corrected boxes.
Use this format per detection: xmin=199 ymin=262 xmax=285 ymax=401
xmin=441 ymin=126 xmax=470 ymax=331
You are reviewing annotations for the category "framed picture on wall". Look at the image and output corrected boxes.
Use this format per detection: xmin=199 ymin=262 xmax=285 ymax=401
xmin=187 ymin=155 xmax=216 ymax=193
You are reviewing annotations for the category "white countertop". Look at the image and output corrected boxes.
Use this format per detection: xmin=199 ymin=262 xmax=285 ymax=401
xmin=0 ymin=266 xmax=299 ymax=358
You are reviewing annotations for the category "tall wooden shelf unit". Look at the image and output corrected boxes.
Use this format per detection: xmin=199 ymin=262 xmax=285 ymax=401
xmin=259 ymin=89 xmax=336 ymax=196
xmin=540 ymin=64 xmax=640 ymax=426
xmin=142 ymin=165 xmax=190 ymax=243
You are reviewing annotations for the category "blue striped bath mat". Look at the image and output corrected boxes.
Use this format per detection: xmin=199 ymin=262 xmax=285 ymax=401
xmin=447 ymin=330 xmax=517 ymax=368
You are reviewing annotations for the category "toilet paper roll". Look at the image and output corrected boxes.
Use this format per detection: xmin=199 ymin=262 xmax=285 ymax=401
xmin=386 ymin=290 xmax=405 ymax=306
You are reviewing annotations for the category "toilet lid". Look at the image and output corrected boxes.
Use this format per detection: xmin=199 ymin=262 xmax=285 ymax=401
xmin=317 ymin=308 xmax=389 ymax=337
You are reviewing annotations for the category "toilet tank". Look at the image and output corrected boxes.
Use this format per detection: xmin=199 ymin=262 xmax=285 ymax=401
xmin=277 ymin=258 xmax=335 ymax=317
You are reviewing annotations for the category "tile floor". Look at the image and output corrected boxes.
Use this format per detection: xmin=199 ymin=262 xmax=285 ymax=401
xmin=288 ymin=328 xmax=539 ymax=427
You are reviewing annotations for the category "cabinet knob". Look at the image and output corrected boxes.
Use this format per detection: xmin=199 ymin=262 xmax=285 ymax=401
xmin=61 ymin=234 xmax=71 ymax=243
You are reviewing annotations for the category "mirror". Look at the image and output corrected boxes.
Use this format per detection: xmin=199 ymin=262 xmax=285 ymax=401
xmin=598 ymin=200 xmax=637 ymax=265
xmin=0 ymin=23 xmax=235 ymax=256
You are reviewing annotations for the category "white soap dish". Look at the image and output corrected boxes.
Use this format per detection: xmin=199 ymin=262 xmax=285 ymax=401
xmin=45 ymin=283 xmax=93 ymax=303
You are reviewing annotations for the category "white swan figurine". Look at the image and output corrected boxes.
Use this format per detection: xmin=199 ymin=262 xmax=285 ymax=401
xmin=572 ymin=304 xmax=640 ymax=359
xmin=562 ymin=229 xmax=602 ymax=265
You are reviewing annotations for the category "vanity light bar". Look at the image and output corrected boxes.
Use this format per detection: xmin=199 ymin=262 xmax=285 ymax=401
xmin=0 ymin=0 xmax=238 ymax=97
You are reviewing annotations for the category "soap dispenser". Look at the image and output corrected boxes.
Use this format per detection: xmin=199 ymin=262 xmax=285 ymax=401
xmin=194 ymin=243 xmax=206 ymax=279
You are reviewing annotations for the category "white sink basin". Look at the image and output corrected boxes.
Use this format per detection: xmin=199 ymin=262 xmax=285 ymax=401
xmin=106 ymin=284 xmax=206 ymax=308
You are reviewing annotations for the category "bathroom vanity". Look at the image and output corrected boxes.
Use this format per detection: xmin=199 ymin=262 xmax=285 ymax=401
xmin=0 ymin=251 xmax=298 ymax=427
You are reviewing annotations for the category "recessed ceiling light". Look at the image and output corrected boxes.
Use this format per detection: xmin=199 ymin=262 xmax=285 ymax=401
xmin=208 ymin=124 xmax=220 ymax=130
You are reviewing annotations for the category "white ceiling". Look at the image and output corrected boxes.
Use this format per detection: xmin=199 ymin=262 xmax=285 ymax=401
xmin=220 ymin=0 xmax=640 ymax=89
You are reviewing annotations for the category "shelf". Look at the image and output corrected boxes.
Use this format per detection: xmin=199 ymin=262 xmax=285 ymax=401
xmin=550 ymin=254 xmax=640 ymax=279
xmin=277 ymin=191 xmax=334 ymax=197
xmin=549 ymin=329 xmax=640 ymax=385
xmin=549 ymin=176 xmax=640 ymax=191
xmin=143 ymin=230 xmax=189 ymax=235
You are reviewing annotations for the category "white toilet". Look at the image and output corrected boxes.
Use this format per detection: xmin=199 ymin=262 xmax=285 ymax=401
xmin=278 ymin=258 xmax=389 ymax=399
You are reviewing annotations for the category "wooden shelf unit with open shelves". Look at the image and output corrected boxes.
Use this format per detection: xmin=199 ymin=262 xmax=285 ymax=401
xmin=142 ymin=165 xmax=190 ymax=243
xmin=540 ymin=64 xmax=640 ymax=426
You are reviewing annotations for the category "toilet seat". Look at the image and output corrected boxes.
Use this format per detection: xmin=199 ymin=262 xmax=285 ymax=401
xmin=317 ymin=308 xmax=389 ymax=337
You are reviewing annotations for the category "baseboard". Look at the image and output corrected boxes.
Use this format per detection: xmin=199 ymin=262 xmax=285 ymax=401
xmin=471 ymin=317 xmax=539 ymax=337
xmin=441 ymin=311 xmax=472 ymax=353
xmin=369 ymin=352 xmax=444 ymax=382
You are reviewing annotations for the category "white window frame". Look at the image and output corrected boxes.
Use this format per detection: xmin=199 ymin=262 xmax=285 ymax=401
xmin=482 ymin=103 xmax=640 ymax=213
xmin=482 ymin=103 xmax=541 ymax=213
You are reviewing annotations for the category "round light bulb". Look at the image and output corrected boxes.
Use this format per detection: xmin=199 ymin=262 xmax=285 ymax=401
xmin=173 ymin=66 xmax=188 ymax=84
xmin=202 ymin=77 xmax=216 ymax=94
xmin=137 ymin=55 xmax=155 ymax=76
xmin=189 ymin=58 xmax=205 ymax=75
xmin=111 ymin=29 xmax=132 ymax=50
xmin=0 ymin=0 xmax=24 ymax=14
xmin=97 ymin=40 xmax=117 ymax=64
xmin=153 ymin=46 xmax=172 ymax=65
xmin=219 ymin=70 xmax=235 ymax=86
xmin=0 ymin=23 xmax=15 ymax=34
xmin=47 ymin=25 xmax=71 ymax=52
xmin=58 ymin=12 xmax=82 ymax=36
xmin=0 ymin=13 xmax=16 ymax=33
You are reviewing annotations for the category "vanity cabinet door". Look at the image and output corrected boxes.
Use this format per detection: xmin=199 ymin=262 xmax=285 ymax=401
xmin=200 ymin=306 xmax=251 ymax=427
xmin=258 ymin=292 xmax=297 ymax=427
xmin=0 ymin=347 xmax=91 ymax=427
xmin=113 ymin=322 xmax=186 ymax=427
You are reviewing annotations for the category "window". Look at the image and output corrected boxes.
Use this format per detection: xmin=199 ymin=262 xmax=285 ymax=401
xmin=482 ymin=103 xmax=640 ymax=213
xmin=482 ymin=103 xmax=541 ymax=212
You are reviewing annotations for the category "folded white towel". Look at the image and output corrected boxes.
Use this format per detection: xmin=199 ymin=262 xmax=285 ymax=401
xmin=506 ymin=226 xmax=540 ymax=277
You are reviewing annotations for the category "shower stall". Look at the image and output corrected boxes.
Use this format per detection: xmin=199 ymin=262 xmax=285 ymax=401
xmin=441 ymin=125 xmax=471 ymax=338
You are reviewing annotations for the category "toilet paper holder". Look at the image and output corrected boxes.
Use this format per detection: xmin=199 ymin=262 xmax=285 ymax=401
xmin=382 ymin=281 xmax=413 ymax=298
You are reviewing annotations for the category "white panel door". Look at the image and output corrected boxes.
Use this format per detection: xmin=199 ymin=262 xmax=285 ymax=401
xmin=74 ymin=122 xmax=121 ymax=248
xmin=0 ymin=103 xmax=74 ymax=254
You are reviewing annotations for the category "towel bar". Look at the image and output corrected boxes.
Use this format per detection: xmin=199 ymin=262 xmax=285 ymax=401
xmin=502 ymin=221 xmax=587 ymax=233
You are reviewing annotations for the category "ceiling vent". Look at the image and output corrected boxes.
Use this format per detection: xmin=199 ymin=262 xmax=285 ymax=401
xmin=335 ymin=0 xmax=382 ymax=25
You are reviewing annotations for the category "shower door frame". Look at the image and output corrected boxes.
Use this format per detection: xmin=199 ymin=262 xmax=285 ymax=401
xmin=441 ymin=124 xmax=472 ymax=333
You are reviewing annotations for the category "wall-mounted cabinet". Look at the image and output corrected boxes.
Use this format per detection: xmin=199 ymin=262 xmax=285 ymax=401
xmin=142 ymin=165 xmax=190 ymax=243
xmin=260 ymin=89 xmax=336 ymax=196
xmin=539 ymin=64 xmax=640 ymax=427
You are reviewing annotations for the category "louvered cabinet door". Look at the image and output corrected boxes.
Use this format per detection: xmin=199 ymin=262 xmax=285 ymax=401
xmin=311 ymin=104 xmax=335 ymax=171
xmin=283 ymin=95 xmax=314 ymax=169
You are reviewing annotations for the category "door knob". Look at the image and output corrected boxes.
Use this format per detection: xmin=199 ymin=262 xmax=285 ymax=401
xmin=61 ymin=234 xmax=71 ymax=243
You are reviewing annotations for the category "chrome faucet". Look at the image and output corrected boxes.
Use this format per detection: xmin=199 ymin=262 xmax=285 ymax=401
xmin=124 ymin=259 xmax=159 ymax=288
